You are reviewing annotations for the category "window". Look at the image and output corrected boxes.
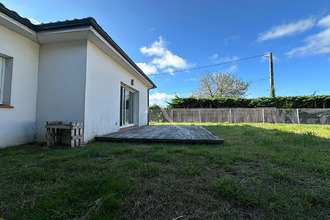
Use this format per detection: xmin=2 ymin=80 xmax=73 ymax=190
xmin=0 ymin=57 xmax=5 ymax=104
xmin=0 ymin=55 xmax=13 ymax=106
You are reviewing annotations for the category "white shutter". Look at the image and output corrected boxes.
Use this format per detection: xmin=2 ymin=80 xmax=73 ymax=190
xmin=0 ymin=57 xmax=5 ymax=104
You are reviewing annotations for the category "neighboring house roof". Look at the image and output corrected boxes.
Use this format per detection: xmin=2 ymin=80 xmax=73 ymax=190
xmin=0 ymin=3 xmax=156 ymax=89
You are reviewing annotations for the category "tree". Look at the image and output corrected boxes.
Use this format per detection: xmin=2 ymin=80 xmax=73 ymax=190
xmin=149 ymin=103 xmax=166 ymax=122
xmin=197 ymin=71 xmax=250 ymax=98
xmin=149 ymin=103 xmax=162 ymax=110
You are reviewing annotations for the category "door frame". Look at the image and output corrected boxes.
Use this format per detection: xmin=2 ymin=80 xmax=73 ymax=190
xmin=120 ymin=83 xmax=138 ymax=128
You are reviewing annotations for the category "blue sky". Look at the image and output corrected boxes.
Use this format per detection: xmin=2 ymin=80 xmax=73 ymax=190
xmin=3 ymin=0 xmax=330 ymax=106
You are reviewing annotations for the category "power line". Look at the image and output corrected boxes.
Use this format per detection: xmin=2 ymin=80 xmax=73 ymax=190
xmin=156 ymin=79 xmax=270 ymax=95
xmin=249 ymin=77 xmax=269 ymax=82
xmin=158 ymin=77 xmax=269 ymax=90
xmin=148 ymin=53 xmax=267 ymax=76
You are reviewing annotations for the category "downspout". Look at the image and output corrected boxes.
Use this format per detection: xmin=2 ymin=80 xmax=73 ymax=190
xmin=147 ymin=88 xmax=150 ymax=125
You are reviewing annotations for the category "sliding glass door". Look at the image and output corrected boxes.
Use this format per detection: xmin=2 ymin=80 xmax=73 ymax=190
xmin=120 ymin=86 xmax=134 ymax=126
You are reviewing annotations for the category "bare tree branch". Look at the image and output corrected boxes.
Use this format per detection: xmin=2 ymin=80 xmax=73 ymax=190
xmin=197 ymin=71 xmax=250 ymax=98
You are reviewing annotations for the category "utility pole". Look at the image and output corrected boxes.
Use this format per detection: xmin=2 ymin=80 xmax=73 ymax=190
xmin=269 ymin=52 xmax=275 ymax=98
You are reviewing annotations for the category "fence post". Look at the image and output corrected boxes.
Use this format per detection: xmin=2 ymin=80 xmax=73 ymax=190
xmin=198 ymin=109 xmax=201 ymax=123
xmin=171 ymin=109 xmax=174 ymax=122
xmin=297 ymin=109 xmax=300 ymax=124
xmin=262 ymin=108 xmax=265 ymax=123
xmin=229 ymin=109 xmax=232 ymax=123
xmin=275 ymin=108 xmax=278 ymax=124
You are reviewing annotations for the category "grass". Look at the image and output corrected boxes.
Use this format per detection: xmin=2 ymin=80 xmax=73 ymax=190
xmin=213 ymin=177 xmax=258 ymax=205
xmin=0 ymin=123 xmax=329 ymax=219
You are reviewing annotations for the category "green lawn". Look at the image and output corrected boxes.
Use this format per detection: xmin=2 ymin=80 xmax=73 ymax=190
xmin=1 ymin=123 xmax=329 ymax=219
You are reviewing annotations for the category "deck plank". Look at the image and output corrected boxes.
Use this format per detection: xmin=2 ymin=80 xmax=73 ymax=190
xmin=96 ymin=125 xmax=224 ymax=144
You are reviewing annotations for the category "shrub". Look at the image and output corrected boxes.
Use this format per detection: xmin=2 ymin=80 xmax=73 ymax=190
xmin=167 ymin=95 xmax=330 ymax=109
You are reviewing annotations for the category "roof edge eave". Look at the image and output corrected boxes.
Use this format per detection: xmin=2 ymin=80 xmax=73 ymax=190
xmin=0 ymin=3 xmax=156 ymax=89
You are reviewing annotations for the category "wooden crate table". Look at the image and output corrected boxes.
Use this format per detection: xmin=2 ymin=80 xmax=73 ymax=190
xmin=46 ymin=121 xmax=84 ymax=147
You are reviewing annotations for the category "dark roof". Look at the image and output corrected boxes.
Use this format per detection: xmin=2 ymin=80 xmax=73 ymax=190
xmin=0 ymin=3 xmax=156 ymax=88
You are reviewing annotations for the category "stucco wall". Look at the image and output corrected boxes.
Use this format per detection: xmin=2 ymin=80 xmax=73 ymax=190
xmin=35 ymin=40 xmax=87 ymax=141
xmin=0 ymin=25 xmax=39 ymax=148
xmin=84 ymin=41 xmax=149 ymax=141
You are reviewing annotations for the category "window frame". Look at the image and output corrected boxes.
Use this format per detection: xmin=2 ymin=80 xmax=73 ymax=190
xmin=0 ymin=56 xmax=5 ymax=104
xmin=0 ymin=54 xmax=13 ymax=108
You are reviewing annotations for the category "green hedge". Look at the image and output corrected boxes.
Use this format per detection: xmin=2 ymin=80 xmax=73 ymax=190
xmin=167 ymin=95 xmax=330 ymax=108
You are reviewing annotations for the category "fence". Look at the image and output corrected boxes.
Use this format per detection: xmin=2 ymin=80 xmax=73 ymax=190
xmin=149 ymin=108 xmax=330 ymax=125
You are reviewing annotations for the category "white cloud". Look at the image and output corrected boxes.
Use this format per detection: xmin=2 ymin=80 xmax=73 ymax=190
xmin=209 ymin=53 xmax=219 ymax=61
xmin=257 ymin=18 xmax=315 ymax=42
xmin=152 ymin=51 xmax=189 ymax=69
xmin=149 ymin=92 xmax=175 ymax=100
xmin=138 ymin=37 xmax=191 ymax=75
xmin=218 ymin=56 xmax=239 ymax=63
xmin=226 ymin=65 xmax=238 ymax=73
xmin=286 ymin=14 xmax=330 ymax=57
xmin=140 ymin=37 xmax=166 ymax=56
xmin=210 ymin=55 xmax=239 ymax=64
xmin=209 ymin=55 xmax=239 ymax=72
xmin=28 ymin=18 xmax=40 ymax=25
xmin=136 ymin=62 xmax=157 ymax=75
xmin=149 ymin=100 xmax=166 ymax=107
xmin=164 ymin=68 xmax=175 ymax=75
xmin=223 ymin=34 xmax=240 ymax=46
xmin=318 ymin=14 xmax=330 ymax=27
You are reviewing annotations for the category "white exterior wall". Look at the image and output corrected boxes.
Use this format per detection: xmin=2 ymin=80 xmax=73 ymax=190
xmin=35 ymin=40 xmax=87 ymax=141
xmin=84 ymin=41 xmax=149 ymax=141
xmin=0 ymin=25 xmax=39 ymax=148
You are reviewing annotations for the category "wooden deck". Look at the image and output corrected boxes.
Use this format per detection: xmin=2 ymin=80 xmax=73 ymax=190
xmin=96 ymin=125 xmax=224 ymax=144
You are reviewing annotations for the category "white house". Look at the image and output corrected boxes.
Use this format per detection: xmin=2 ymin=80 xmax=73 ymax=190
xmin=0 ymin=3 xmax=156 ymax=148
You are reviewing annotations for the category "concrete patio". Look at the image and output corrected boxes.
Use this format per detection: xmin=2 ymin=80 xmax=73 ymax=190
xmin=96 ymin=125 xmax=224 ymax=144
